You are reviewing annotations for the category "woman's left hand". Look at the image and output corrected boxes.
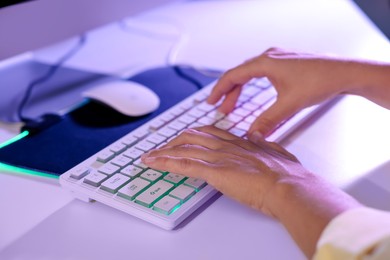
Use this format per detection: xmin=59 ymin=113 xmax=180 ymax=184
xmin=142 ymin=125 xmax=310 ymax=216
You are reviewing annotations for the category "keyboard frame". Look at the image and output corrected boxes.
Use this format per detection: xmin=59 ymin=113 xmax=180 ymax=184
xmin=59 ymin=79 xmax=328 ymax=230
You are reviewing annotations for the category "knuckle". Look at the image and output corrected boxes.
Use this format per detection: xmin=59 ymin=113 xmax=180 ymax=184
xmin=156 ymin=156 xmax=169 ymax=165
xmin=264 ymin=47 xmax=282 ymax=54
xmin=221 ymin=68 xmax=238 ymax=83
xmin=178 ymin=157 xmax=193 ymax=170
xmin=178 ymin=143 xmax=192 ymax=150
xmin=199 ymin=125 xmax=215 ymax=132
xmin=180 ymin=128 xmax=196 ymax=138
xmin=256 ymin=117 xmax=278 ymax=134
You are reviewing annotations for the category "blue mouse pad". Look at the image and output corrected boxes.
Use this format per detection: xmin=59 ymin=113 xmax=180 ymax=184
xmin=0 ymin=66 xmax=217 ymax=176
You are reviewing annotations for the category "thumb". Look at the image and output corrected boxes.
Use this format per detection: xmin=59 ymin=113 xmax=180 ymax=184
xmin=248 ymin=99 xmax=297 ymax=140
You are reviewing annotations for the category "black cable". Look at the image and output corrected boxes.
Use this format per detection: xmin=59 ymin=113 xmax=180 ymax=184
xmin=17 ymin=35 xmax=87 ymax=123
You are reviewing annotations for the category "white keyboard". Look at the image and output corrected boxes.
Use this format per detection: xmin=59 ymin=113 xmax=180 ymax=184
xmin=60 ymin=78 xmax=322 ymax=230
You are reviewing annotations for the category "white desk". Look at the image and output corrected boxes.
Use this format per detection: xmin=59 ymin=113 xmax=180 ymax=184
xmin=1 ymin=1 xmax=390 ymax=259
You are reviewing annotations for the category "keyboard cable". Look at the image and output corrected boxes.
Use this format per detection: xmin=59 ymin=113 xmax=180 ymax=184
xmin=18 ymin=35 xmax=87 ymax=134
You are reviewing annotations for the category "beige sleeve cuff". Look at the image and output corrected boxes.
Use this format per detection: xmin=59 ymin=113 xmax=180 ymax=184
xmin=313 ymin=207 xmax=390 ymax=260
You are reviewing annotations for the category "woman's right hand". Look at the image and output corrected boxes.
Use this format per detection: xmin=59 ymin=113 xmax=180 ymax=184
xmin=207 ymin=47 xmax=389 ymax=140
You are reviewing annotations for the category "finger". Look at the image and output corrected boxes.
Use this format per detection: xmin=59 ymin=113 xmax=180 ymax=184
xmin=255 ymin=139 xmax=299 ymax=162
xmin=165 ymin=128 xmax=228 ymax=150
xmin=161 ymin=126 xmax=259 ymax=162
xmin=143 ymin=144 xmax=223 ymax=164
xmin=217 ymin=85 xmax=243 ymax=114
xmin=142 ymin=155 xmax=217 ymax=181
xmin=248 ymin=98 xmax=298 ymax=139
xmin=194 ymin=125 xmax=262 ymax=153
xmin=207 ymin=59 xmax=268 ymax=104
xmin=193 ymin=125 xmax=239 ymax=141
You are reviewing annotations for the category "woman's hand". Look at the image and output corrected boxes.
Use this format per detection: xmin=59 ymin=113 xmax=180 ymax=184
xmin=142 ymin=125 xmax=314 ymax=216
xmin=141 ymin=126 xmax=361 ymax=257
xmin=207 ymin=47 xmax=390 ymax=139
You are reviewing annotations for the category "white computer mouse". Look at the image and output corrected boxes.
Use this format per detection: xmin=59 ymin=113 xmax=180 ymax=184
xmin=82 ymin=80 xmax=160 ymax=117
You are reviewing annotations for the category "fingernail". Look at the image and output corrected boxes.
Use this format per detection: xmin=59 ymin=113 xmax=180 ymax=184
xmin=141 ymin=153 xmax=153 ymax=163
xmin=143 ymin=156 xmax=156 ymax=164
xmin=249 ymin=131 xmax=264 ymax=142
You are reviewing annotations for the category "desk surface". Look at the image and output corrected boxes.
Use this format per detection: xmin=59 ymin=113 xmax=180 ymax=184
xmin=1 ymin=1 xmax=390 ymax=259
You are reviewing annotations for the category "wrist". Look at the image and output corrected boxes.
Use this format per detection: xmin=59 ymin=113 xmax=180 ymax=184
xmin=263 ymin=172 xmax=361 ymax=221
xmin=262 ymin=172 xmax=362 ymax=258
xmin=344 ymin=61 xmax=390 ymax=108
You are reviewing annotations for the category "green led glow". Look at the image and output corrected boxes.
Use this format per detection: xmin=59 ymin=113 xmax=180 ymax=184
xmin=0 ymin=131 xmax=29 ymax=149
xmin=0 ymin=162 xmax=58 ymax=179
xmin=169 ymin=204 xmax=181 ymax=215
xmin=0 ymin=131 xmax=58 ymax=179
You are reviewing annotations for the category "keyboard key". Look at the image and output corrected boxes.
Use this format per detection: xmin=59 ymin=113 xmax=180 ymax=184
xmin=110 ymin=155 xmax=132 ymax=167
xmin=188 ymin=122 xmax=204 ymax=128
xmin=121 ymin=136 xmax=138 ymax=147
xmin=198 ymin=116 xmax=218 ymax=125
xmin=214 ymin=119 xmax=235 ymax=130
xmin=235 ymin=121 xmax=251 ymax=131
xmin=169 ymin=185 xmax=195 ymax=202
xmin=159 ymin=113 xmax=175 ymax=123
xmin=169 ymin=107 xmax=186 ymax=117
xmin=167 ymin=120 xmax=187 ymax=131
xmin=193 ymin=92 xmax=209 ymax=103
xmin=184 ymin=178 xmax=206 ymax=191
xmin=242 ymin=102 xmax=259 ymax=112
xmin=247 ymin=78 xmax=259 ymax=86
xmin=254 ymin=77 xmax=272 ymax=89
xmin=237 ymin=94 xmax=251 ymax=103
xmin=118 ymin=178 xmax=150 ymax=201
xmin=135 ymin=140 xmax=156 ymax=152
xmin=140 ymin=169 xmax=162 ymax=182
xmin=100 ymin=174 xmax=130 ymax=193
xmin=187 ymin=108 xmax=206 ymax=118
xmin=109 ymin=143 xmax=127 ymax=154
xmin=196 ymin=102 xmax=215 ymax=112
xmin=97 ymin=149 xmax=115 ymax=163
xmin=148 ymin=119 xmax=165 ymax=130
xmin=98 ymin=163 xmax=120 ymax=176
xmin=229 ymin=127 xmax=246 ymax=137
xmin=153 ymin=196 xmax=181 ymax=215
xmin=179 ymin=100 xmax=194 ymax=110
xmin=135 ymin=180 xmax=174 ymax=207
xmin=232 ymin=107 xmax=252 ymax=117
xmin=157 ymin=126 xmax=177 ymax=138
xmin=164 ymin=173 xmax=186 ymax=185
xmin=253 ymin=109 xmax=262 ymax=117
xmin=251 ymin=88 xmax=276 ymax=106
xmin=244 ymin=115 xmax=257 ymax=124
xmin=70 ymin=166 xmax=90 ymax=180
xmin=206 ymin=110 xmax=225 ymax=121
xmin=146 ymin=133 xmax=167 ymax=145
xmin=223 ymin=113 xmax=243 ymax=124
xmin=132 ymin=128 xmax=149 ymax=139
xmin=123 ymin=147 xmax=144 ymax=160
xmin=83 ymin=171 xmax=108 ymax=187
xmin=120 ymin=165 xmax=143 ymax=178
xmin=242 ymin=85 xmax=261 ymax=97
xmin=133 ymin=158 xmax=148 ymax=169
xmin=177 ymin=114 xmax=197 ymax=125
